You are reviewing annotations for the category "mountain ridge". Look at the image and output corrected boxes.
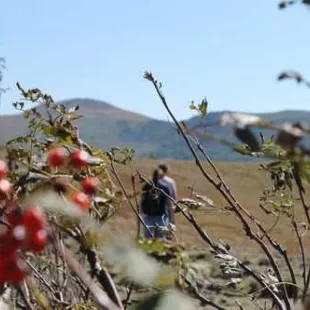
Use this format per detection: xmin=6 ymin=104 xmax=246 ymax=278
xmin=1 ymin=98 xmax=309 ymax=162
xmin=2 ymin=99 xmax=308 ymax=122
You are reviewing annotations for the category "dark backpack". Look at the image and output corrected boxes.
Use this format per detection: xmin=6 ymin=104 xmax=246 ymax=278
xmin=141 ymin=182 xmax=168 ymax=216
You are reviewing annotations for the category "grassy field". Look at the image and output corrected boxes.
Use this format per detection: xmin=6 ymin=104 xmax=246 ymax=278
xmin=110 ymin=159 xmax=310 ymax=255
xmin=1 ymin=146 xmax=308 ymax=307
xmin=1 ymin=141 xmax=307 ymax=255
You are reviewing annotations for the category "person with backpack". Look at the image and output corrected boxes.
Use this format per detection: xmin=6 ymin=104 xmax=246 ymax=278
xmin=158 ymin=163 xmax=177 ymax=200
xmin=140 ymin=168 xmax=173 ymax=240
xmin=157 ymin=163 xmax=177 ymax=232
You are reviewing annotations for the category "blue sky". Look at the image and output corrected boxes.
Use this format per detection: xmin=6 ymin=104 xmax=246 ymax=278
xmin=1 ymin=0 xmax=310 ymax=120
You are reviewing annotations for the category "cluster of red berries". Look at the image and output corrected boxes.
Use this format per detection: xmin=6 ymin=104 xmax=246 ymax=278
xmin=0 ymin=206 xmax=48 ymax=283
xmin=0 ymin=159 xmax=48 ymax=283
xmin=48 ymin=147 xmax=100 ymax=211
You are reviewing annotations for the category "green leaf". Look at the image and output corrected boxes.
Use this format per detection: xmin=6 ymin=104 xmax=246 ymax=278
xmin=179 ymin=121 xmax=187 ymax=132
xmin=189 ymin=102 xmax=196 ymax=110
xmin=189 ymin=98 xmax=208 ymax=118
xmin=233 ymin=145 xmax=253 ymax=155
xmin=266 ymin=161 xmax=282 ymax=169
xmin=28 ymin=279 xmax=52 ymax=310
xmin=12 ymin=101 xmax=24 ymax=110
xmin=28 ymin=89 xmax=41 ymax=102
xmin=198 ymin=98 xmax=208 ymax=118
xmin=69 ymin=114 xmax=83 ymax=121
xmin=40 ymin=124 xmax=54 ymax=136
xmin=23 ymin=110 xmax=31 ymax=119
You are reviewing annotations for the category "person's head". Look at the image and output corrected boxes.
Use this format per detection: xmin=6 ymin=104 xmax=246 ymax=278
xmin=152 ymin=169 xmax=159 ymax=183
xmin=152 ymin=168 xmax=165 ymax=182
xmin=158 ymin=163 xmax=168 ymax=176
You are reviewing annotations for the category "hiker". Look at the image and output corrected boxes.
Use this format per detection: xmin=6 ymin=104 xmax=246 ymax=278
xmin=158 ymin=163 xmax=177 ymax=231
xmin=141 ymin=168 xmax=173 ymax=240
xmin=158 ymin=163 xmax=177 ymax=200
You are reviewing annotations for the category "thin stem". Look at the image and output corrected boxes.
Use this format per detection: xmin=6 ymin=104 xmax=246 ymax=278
xmin=131 ymin=175 xmax=141 ymax=239
xmin=145 ymin=72 xmax=290 ymax=310
xmin=16 ymin=285 xmax=35 ymax=310
xmin=123 ymin=285 xmax=133 ymax=310
xmin=183 ymin=276 xmax=226 ymax=310
xmin=138 ymin=172 xmax=285 ymax=309
xmin=299 ymin=187 xmax=310 ymax=227
xmin=292 ymin=220 xmax=306 ymax=287
xmin=109 ymin=158 xmax=153 ymax=238
xmin=52 ymin=239 xmax=121 ymax=310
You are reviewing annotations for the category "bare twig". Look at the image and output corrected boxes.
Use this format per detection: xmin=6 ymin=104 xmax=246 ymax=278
xmin=138 ymin=172 xmax=285 ymax=309
xmin=123 ymin=285 xmax=133 ymax=310
xmin=84 ymin=246 xmax=124 ymax=310
xmin=144 ymin=71 xmax=290 ymax=310
xmin=16 ymin=285 xmax=35 ymax=310
xmin=183 ymin=276 xmax=226 ymax=310
xmin=53 ymin=239 xmax=121 ymax=310
xmin=131 ymin=175 xmax=141 ymax=238
xmin=298 ymin=187 xmax=310 ymax=228
xmin=292 ymin=220 xmax=307 ymax=288
xmin=108 ymin=157 xmax=153 ymax=238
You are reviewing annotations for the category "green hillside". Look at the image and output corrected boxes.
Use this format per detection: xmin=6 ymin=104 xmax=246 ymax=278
xmin=0 ymin=98 xmax=309 ymax=161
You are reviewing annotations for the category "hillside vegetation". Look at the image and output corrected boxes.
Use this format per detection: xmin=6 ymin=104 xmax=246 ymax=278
xmin=1 ymin=98 xmax=310 ymax=161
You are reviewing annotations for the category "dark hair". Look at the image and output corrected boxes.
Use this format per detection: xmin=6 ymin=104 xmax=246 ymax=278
xmin=152 ymin=169 xmax=159 ymax=185
xmin=152 ymin=169 xmax=159 ymax=181
xmin=158 ymin=163 xmax=168 ymax=174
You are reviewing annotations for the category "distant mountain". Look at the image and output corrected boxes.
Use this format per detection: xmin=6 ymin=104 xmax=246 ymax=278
xmin=0 ymin=98 xmax=309 ymax=162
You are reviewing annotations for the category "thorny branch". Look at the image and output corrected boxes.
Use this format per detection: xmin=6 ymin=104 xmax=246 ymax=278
xmin=144 ymin=71 xmax=292 ymax=310
xmin=292 ymin=220 xmax=307 ymax=288
xmin=51 ymin=221 xmax=124 ymax=309
xmin=183 ymin=276 xmax=226 ymax=310
xmin=138 ymin=173 xmax=285 ymax=309
xmin=52 ymin=239 xmax=121 ymax=310
xmin=16 ymin=285 xmax=35 ymax=310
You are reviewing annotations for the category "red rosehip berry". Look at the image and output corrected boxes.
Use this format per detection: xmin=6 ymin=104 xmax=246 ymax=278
xmin=72 ymin=192 xmax=90 ymax=211
xmin=0 ymin=252 xmax=29 ymax=283
xmin=27 ymin=229 xmax=48 ymax=253
xmin=0 ymin=225 xmax=28 ymax=254
xmin=70 ymin=150 xmax=89 ymax=170
xmin=0 ymin=160 xmax=8 ymax=179
xmin=0 ymin=179 xmax=13 ymax=200
xmin=82 ymin=176 xmax=100 ymax=195
xmin=0 ymin=252 xmax=15 ymax=283
xmin=47 ymin=147 xmax=67 ymax=168
xmin=0 ymin=226 xmax=15 ymax=254
xmin=22 ymin=207 xmax=47 ymax=234
xmin=9 ymin=261 xmax=29 ymax=283
xmin=12 ymin=225 xmax=27 ymax=245
xmin=6 ymin=204 xmax=24 ymax=227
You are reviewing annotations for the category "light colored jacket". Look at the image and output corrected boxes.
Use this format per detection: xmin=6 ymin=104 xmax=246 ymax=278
xmin=162 ymin=175 xmax=177 ymax=199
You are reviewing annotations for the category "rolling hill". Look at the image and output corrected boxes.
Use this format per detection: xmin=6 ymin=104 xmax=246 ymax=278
xmin=0 ymin=98 xmax=309 ymax=161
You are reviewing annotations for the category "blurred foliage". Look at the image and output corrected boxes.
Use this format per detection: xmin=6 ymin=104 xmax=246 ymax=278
xmin=0 ymin=57 xmax=8 ymax=101
xmin=0 ymin=84 xmax=132 ymax=309
xmin=135 ymin=289 xmax=196 ymax=310
xmin=137 ymin=239 xmax=187 ymax=264
xmin=189 ymin=98 xmax=208 ymax=118
xmin=279 ymin=0 xmax=310 ymax=9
